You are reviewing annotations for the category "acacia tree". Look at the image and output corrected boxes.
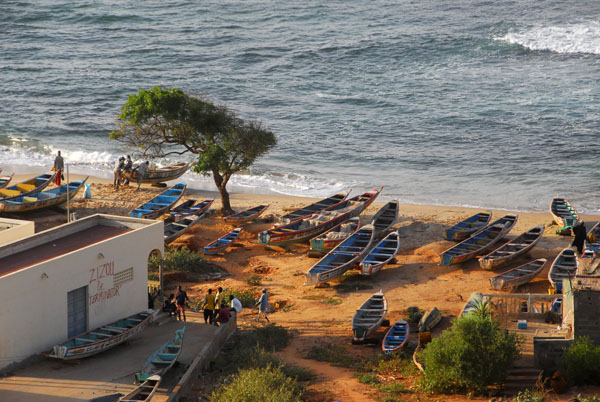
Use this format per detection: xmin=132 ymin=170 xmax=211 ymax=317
xmin=109 ymin=87 xmax=277 ymax=214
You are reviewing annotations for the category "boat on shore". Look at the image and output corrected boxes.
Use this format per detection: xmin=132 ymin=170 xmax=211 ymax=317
xmin=135 ymin=327 xmax=185 ymax=383
xmin=548 ymin=248 xmax=578 ymax=292
xmin=305 ymin=224 xmax=375 ymax=285
xmin=45 ymin=310 xmax=154 ymax=360
xmin=352 ymin=290 xmax=387 ymax=342
xmin=359 ymin=231 xmax=400 ymax=276
xmin=382 ymin=319 xmax=409 ymax=355
xmin=279 ymin=192 xmax=349 ymax=224
xmin=129 ymin=183 xmax=186 ymax=219
xmin=418 ymin=307 xmax=442 ymax=333
xmin=167 ymin=199 xmax=214 ymax=222
xmin=119 ymin=375 xmax=161 ymax=402
xmin=224 ymin=204 xmax=269 ymax=224
xmin=0 ymin=177 xmax=88 ymax=214
xmin=550 ymin=197 xmax=579 ymax=230
xmin=478 ymin=225 xmax=545 ymax=270
xmin=0 ymin=173 xmax=56 ymax=201
xmin=204 ymin=228 xmax=242 ymax=255
xmin=258 ymin=187 xmax=382 ymax=247
xmin=587 ymin=221 xmax=600 ymax=253
xmin=443 ymin=212 xmax=492 ymax=242
xmin=127 ymin=162 xmax=191 ymax=184
xmin=440 ymin=214 xmax=518 ymax=266
xmin=489 ymin=258 xmax=547 ymax=291
xmin=0 ymin=173 xmax=13 ymax=189
xmin=164 ymin=214 xmax=205 ymax=244
xmin=309 ymin=217 xmax=359 ymax=254
xmin=371 ymin=200 xmax=399 ymax=237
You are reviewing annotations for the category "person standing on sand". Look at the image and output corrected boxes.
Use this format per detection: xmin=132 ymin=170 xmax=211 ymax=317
xmin=123 ymin=155 xmax=133 ymax=185
xmin=213 ymin=286 xmax=224 ymax=324
xmin=256 ymin=288 xmax=270 ymax=322
xmin=113 ymin=156 xmax=125 ymax=191
xmin=175 ymin=285 xmax=191 ymax=322
xmin=572 ymin=221 xmax=587 ymax=255
xmin=136 ymin=160 xmax=148 ymax=190
xmin=53 ymin=151 xmax=64 ymax=186
xmin=202 ymin=288 xmax=216 ymax=325
xmin=229 ymin=294 xmax=242 ymax=314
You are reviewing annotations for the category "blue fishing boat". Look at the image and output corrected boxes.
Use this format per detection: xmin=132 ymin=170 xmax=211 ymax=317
xmin=0 ymin=172 xmax=56 ymax=201
xmin=382 ymin=319 xmax=409 ymax=355
xmin=129 ymin=183 xmax=186 ymax=219
xmin=443 ymin=212 xmax=491 ymax=242
xmin=204 ymin=228 xmax=242 ymax=255
xmin=359 ymin=231 xmax=400 ymax=276
xmin=550 ymin=197 xmax=579 ymax=230
xmin=135 ymin=327 xmax=185 ymax=383
xmin=168 ymin=199 xmax=214 ymax=221
xmin=0 ymin=177 xmax=87 ymax=213
xmin=548 ymin=248 xmax=578 ymax=292
xmin=0 ymin=173 xmax=13 ymax=189
xmin=279 ymin=191 xmax=349 ymax=224
xmin=224 ymin=204 xmax=269 ymax=223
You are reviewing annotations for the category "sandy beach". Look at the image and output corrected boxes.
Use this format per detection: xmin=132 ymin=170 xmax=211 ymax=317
xmin=6 ymin=172 xmax=600 ymax=401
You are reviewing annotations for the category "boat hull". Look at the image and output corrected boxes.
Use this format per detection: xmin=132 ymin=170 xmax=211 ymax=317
xmin=359 ymin=231 xmax=400 ymax=276
xmin=0 ymin=177 xmax=87 ymax=213
xmin=443 ymin=212 xmax=491 ymax=242
xmin=382 ymin=319 xmax=409 ymax=355
xmin=127 ymin=163 xmax=191 ymax=184
xmin=478 ymin=225 xmax=544 ymax=270
xmin=130 ymin=183 xmax=186 ymax=219
xmin=489 ymin=258 xmax=547 ymax=291
xmin=352 ymin=290 xmax=387 ymax=342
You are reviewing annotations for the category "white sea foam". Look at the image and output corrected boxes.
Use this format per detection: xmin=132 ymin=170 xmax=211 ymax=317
xmin=497 ymin=22 xmax=600 ymax=54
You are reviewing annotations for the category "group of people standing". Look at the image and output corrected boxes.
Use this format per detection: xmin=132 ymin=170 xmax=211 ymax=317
xmin=113 ymin=156 xmax=148 ymax=191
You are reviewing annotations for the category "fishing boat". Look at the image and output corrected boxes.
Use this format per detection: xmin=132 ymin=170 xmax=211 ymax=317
xmin=0 ymin=173 xmax=13 ymax=189
xmin=440 ymin=214 xmax=518 ymax=266
xmin=203 ymin=228 xmax=242 ymax=255
xmin=359 ymin=231 xmax=400 ymax=276
xmin=443 ymin=212 xmax=492 ymax=242
xmin=0 ymin=172 xmax=56 ymax=201
xmin=580 ymin=248 xmax=600 ymax=275
xmin=352 ymin=290 xmax=388 ymax=342
xmin=489 ymin=258 xmax=547 ymax=291
xmin=371 ymin=200 xmax=399 ymax=237
xmin=550 ymin=197 xmax=579 ymax=230
xmin=309 ymin=217 xmax=359 ymax=254
xmin=223 ymin=204 xmax=269 ymax=224
xmin=305 ymin=224 xmax=375 ymax=285
xmin=129 ymin=183 xmax=186 ymax=219
xmin=587 ymin=221 xmax=600 ymax=253
xmin=259 ymin=188 xmax=382 ymax=247
xmin=167 ymin=199 xmax=214 ymax=222
xmin=119 ymin=375 xmax=161 ymax=402
xmin=418 ymin=307 xmax=442 ymax=333
xmin=279 ymin=192 xmax=349 ymax=224
xmin=460 ymin=292 xmax=487 ymax=318
xmin=478 ymin=225 xmax=545 ymax=270
xmin=46 ymin=310 xmax=154 ymax=360
xmin=548 ymin=248 xmax=578 ymax=292
xmin=128 ymin=162 xmax=191 ymax=184
xmin=164 ymin=213 xmax=206 ymax=244
xmin=0 ymin=177 xmax=88 ymax=214
xmin=135 ymin=327 xmax=185 ymax=383
xmin=382 ymin=319 xmax=409 ymax=355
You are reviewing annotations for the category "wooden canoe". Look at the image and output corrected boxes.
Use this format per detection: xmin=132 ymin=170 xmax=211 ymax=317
xmin=371 ymin=200 xmax=399 ymax=237
xmin=359 ymin=231 xmax=400 ymax=276
xmin=587 ymin=221 xmax=600 ymax=253
xmin=46 ymin=310 xmax=153 ymax=360
xmin=203 ymin=228 xmax=242 ymax=255
xmin=352 ymin=290 xmax=387 ymax=342
xmin=443 ymin=212 xmax=492 ymax=242
xmin=258 ymin=187 xmax=382 ymax=247
xmin=127 ymin=162 xmax=191 ymax=184
xmin=224 ymin=204 xmax=269 ymax=224
xmin=119 ymin=375 xmax=161 ymax=402
xmin=167 ymin=199 xmax=214 ymax=222
xmin=548 ymin=248 xmax=578 ymax=292
xmin=0 ymin=177 xmax=87 ymax=213
xmin=478 ymin=225 xmax=545 ymax=270
xmin=550 ymin=197 xmax=579 ymax=230
xmin=164 ymin=214 xmax=206 ymax=244
xmin=440 ymin=214 xmax=518 ymax=266
xmin=279 ymin=192 xmax=349 ymax=224
xmin=418 ymin=307 xmax=442 ymax=333
xmin=135 ymin=327 xmax=185 ymax=383
xmin=0 ymin=173 xmax=14 ymax=189
xmin=580 ymin=248 xmax=600 ymax=275
xmin=489 ymin=258 xmax=547 ymax=291
xmin=129 ymin=183 xmax=186 ymax=219
xmin=382 ymin=319 xmax=409 ymax=355
xmin=309 ymin=217 xmax=359 ymax=254
xmin=0 ymin=172 xmax=56 ymax=201
xmin=305 ymin=224 xmax=375 ymax=286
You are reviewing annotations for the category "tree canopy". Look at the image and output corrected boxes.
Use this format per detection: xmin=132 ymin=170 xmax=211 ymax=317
xmin=110 ymin=87 xmax=277 ymax=213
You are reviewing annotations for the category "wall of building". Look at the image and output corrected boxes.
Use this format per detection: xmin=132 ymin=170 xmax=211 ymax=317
xmin=0 ymin=217 xmax=163 ymax=370
xmin=573 ymin=288 xmax=600 ymax=342
xmin=0 ymin=218 xmax=34 ymax=245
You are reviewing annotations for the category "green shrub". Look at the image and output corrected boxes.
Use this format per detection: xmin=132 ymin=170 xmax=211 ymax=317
xmin=512 ymin=388 xmax=545 ymax=402
xmin=245 ymin=274 xmax=262 ymax=286
xmin=148 ymin=246 xmax=214 ymax=273
xmin=306 ymin=343 xmax=359 ymax=368
xmin=560 ymin=336 xmax=600 ymax=385
xmin=322 ymin=298 xmax=342 ymax=305
xmin=239 ymin=324 xmax=291 ymax=352
xmin=355 ymin=373 xmax=380 ymax=385
xmin=421 ymin=315 xmax=521 ymax=394
xmin=221 ymin=288 xmax=258 ymax=308
xmin=210 ymin=365 xmax=302 ymax=402
xmin=378 ymin=382 xmax=410 ymax=395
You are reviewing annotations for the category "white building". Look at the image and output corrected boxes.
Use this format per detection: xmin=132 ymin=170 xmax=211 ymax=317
xmin=0 ymin=217 xmax=34 ymax=245
xmin=0 ymin=214 xmax=163 ymax=371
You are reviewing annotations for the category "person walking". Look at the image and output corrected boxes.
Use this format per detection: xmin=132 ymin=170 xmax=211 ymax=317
xmin=123 ymin=155 xmax=133 ymax=185
xmin=136 ymin=160 xmax=149 ymax=190
xmin=53 ymin=151 xmax=64 ymax=186
xmin=113 ymin=157 xmax=125 ymax=191
xmin=256 ymin=288 xmax=270 ymax=322
xmin=202 ymin=288 xmax=216 ymax=325
xmin=213 ymin=286 xmax=224 ymax=325
xmin=175 ymin=285 xmax=191 ymax=322
xmin=572 ymin=221 xmax=587 ymax=255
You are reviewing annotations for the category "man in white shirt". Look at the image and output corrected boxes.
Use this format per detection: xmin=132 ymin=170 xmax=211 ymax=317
xmin=229 ymin=294 xmax=242 ymax=314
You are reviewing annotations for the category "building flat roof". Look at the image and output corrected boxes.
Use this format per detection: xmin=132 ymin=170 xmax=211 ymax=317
xmin=0 ymin=224 xmax=130 ymax=278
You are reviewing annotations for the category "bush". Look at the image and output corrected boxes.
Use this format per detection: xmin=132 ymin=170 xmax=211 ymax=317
xmin=221 ymin=288 xmax=258 ymax=308
xmin=306 ymin=343 xmax=360 ymax=368
xmin=210 ymin=365 xmax=302 ymax=402
xmin=238 ymin=324 xmax=292 ymax=352
xmin=148 ymin=246 xmax=214 ymax=273
xmin=560 ymin=336 xmax=600 ymax=385
xmin=421 ymin=315 xmax=521 ymax=394
xmin=244 ymin=274 xmax=262 ymax=286
xmin=512 ymin=388 xmax=545 ymax=402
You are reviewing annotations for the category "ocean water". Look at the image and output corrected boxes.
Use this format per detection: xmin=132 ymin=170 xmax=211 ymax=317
xmin=1 ymin=0 xmax=600 ymax=212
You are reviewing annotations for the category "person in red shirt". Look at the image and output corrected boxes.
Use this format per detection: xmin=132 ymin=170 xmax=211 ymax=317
xmin=216 ymin=305 xmax=231 ymax=326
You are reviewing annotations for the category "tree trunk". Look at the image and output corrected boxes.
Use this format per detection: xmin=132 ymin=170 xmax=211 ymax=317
xmin=212 ymin=170 xmax=234 ymax=215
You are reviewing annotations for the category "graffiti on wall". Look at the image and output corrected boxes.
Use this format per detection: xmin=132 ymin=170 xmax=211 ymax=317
xmin=88 ymin=261 xmax=122 ymax=305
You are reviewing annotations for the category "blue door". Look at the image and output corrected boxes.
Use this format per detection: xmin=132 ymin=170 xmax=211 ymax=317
xmin=67 ymin=286 xmax=87 ymax=338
